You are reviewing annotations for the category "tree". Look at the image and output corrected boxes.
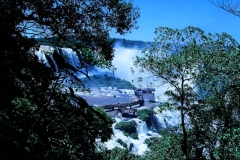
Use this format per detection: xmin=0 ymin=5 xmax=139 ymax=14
xmin=97 ymin=147 xmax=140 ymax=160
xmin=0 ymin=0 xmax=139 ymax=159
xmin=194 ymin=32 xmax=240 ymax=159
xmin=142 ymin=131 xmax=185 ymax=160
xmin=134 ymin=26 xmax=207 ymax=159
xmin=210 ymin=0 xmax=240 ymax=17
xmin=134 ymin=26 xmax=240 ymax=159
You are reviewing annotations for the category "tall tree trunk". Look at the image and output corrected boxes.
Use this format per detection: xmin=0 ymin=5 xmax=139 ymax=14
xmin=180 ymin=76 xmax=188 ymax=159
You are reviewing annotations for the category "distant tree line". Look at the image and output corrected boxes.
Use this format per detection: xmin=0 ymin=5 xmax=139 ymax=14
xmin=112 ymin=38 xmax=153 ymax=49
xmin=80 ymin=74 xmax=136 ymax=89
xmin=36 ymin=37 xmax=152 ymax=50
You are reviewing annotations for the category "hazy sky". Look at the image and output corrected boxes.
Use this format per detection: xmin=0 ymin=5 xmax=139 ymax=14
xmin=111 ymin=0 xmax=240 ymax=42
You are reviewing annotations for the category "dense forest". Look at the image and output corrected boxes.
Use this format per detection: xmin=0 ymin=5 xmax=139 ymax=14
xmin=1 ymin=0 xmax=240 ymax=160
xmin=0 ymin=1 xmax=140 ymax=159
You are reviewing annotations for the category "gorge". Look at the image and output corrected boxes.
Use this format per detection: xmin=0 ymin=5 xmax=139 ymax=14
xmin=35 ymin=43 xmax=182 ymax=156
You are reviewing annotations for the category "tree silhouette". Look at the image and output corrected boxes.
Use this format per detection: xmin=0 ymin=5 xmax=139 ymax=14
xmin=0 ymin=0 xmax=139 ymax=159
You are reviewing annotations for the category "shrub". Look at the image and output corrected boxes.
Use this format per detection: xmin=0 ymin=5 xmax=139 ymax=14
xmin=117 ymin=139 xmax=127 ymax=148
xmin=142 ymin=131 xmax=184 ymax=159
xmin=130 ymin=133 xmax=138 ymax=139
xmin=149 ymin=99 xmax=156 ymax=103
xmin=129 ymin=143 xmax=134 ymax=151
xmin=137 ymin=109 xmax=155 ymax=128
xmin=98 ymin=147 xmax=140 ymax=160
xmin=115 ymin=121 xmax=138 ymax=139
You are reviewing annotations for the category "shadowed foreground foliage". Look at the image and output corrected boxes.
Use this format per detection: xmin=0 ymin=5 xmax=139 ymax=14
xmin=0 ymin=0 xmax=139 ymax=159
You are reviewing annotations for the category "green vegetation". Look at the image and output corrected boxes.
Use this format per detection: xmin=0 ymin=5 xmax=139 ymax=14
xmin=0 ymin=0 xmax=139 ymax=159
xmin=136 ymin=109 xmax=155 ymax=128
xmin=113 ymin=38 xmax=152 ymax=49
xmin=143 ymin=131 xmax=185 ymax=159
xmin=80 ymin=74 xmax=136 ymax=89
xmin=116 ymin=139 xmax=127 ymax=148
xmin=114 ymin=121 xmax=138 ymax=139
xmin=98 ymin=147 xmax=140 ymax=160
xmin=37 ymin=37 xmax=152 ymax=50
xmin=148 ymin=99 xmax=156 ymax=103
xmin=3 ymin=0 xmax=240 ymax=159
xmin=134 ymin=26 xmax=240 ymax=159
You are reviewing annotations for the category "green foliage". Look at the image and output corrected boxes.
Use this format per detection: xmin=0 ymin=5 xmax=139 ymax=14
xmin=130 ymin=133 xmax=139 ymax=140
xmin=113 ymin=38 xmax=152 ymax=49
xmin=134 ymin=26 xmax=204 ymax=159
xmin=116 ymin=139 xmax=127 ymax=148
xmin=80 ymin=74 xmax=136 ymax=89
xmin=134 ymin=26 xmax=240 ymax=159
xmin=114 ymin=121 xmax=138 ymax=139
xmin=98 ymin=147 xmax=140 ymax=160
xmin=136 ymin=109 xmax=155 ymax=128
xmin=0 ymin=0 xmax=139 ymax=159
xmin=213 ymin=127 xmax=240 ymax=159
xmin=142 ymin=131 xmax=185 ymax=160
xmin=148 ymin=99 xmax=156 ymax=103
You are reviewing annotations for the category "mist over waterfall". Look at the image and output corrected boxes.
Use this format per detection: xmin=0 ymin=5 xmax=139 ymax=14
xmin=35 ymin=45 xmax=172 ymax=101
xmin=112 ymin=47 xmax=172 ymax=102
xmin=35 ymin=44 xmax=184 ymax=155
xmin=152 ymin=107 xmax=181 ymax=130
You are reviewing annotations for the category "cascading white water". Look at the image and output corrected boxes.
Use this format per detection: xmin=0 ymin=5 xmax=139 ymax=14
xmin=152 ymin=106 xmax=181 ymax=131
xmin=35 ymin=45 xmax=54 ymax=66
xmin=59 ymin=48 xmax=81 ymax=67
xmin=133 ymin=119 xmax=148 ymax=135
xmin=35 ymin=45 xmax=181 ymax=155
xmin=36 ymin=45 xmax=81 ymax=67
xmin=152 ymin=106 xmax=191 ymax=132
xmin=104 ymin=117 xmax=160 ymax=155
xmin=35 ymin=45 xmax=172 ymax=102
xmin=35 ymin=45 xmax=107 ymax=78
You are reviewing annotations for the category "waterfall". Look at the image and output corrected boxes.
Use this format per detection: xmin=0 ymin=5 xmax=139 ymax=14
xmin=35 ymin=45 xmax=106 ymax=78
xmin=59 ymin=48 xmax=81 ymax=68
xmin=35 ymin=45 xmax=166 ymax=155
xmin=153 ymin=106 xmax=181 ymax=131
xmin=36 ymin=45 xmax=81 ymax=68
xmin=104 ymin=117 xmax=160 ymax=155
xmin=35 ymin=45 xmax=172 ymax=101
xmin=132 ymin=118 xmax=148 ymax=135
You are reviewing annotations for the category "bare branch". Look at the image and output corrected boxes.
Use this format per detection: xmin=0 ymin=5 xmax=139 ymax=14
xmin=209 ymin=0 xmax=240 ymax=17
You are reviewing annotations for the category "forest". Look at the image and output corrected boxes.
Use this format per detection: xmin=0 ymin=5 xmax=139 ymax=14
xmin=1 ymin=0 xmax=240 ymax=160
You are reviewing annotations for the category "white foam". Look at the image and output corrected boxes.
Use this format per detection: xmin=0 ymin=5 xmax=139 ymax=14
xmin=104 ymin=117 xmax=160 ymax=155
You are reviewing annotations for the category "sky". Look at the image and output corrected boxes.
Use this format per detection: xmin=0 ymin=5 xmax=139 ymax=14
xmin=111 ymin=0 xmax=240 ymax=42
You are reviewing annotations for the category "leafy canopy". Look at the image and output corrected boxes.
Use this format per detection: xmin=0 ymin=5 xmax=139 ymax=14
xmin=134 ymin=26 xmax=240 ymax=159
xmin=0 ymin=0 xmax=139 ymax=159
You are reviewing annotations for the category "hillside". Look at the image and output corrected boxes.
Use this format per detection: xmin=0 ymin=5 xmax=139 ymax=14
xmin=36 ymin=37 xmax=152 ymax=49
xmin=113 ymin=38 xmax=152 ymax=49
xmin=80 ymin=74 xmax=136 ymax=89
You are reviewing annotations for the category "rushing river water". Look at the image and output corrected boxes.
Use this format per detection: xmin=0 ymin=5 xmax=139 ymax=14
xmin=36 ymin=45 xmax=184 ymax=155
xmin=103 ymin=106 xmax=182 ymax=155
xmin=104 ymin=116 xmax=160 ymax=155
